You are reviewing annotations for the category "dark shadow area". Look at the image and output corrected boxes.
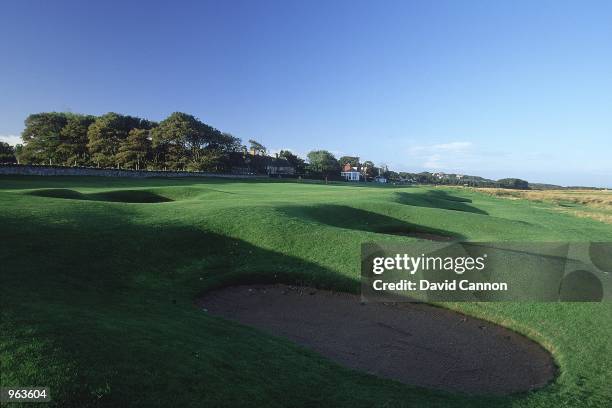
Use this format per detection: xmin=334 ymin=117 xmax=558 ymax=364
xmin=25 ymin=188 xmax=86 ymax=199
xmin=590 ymin=242 xmax=612 ymax=273
xmin=559 ymin=270 xmax=603 ymax=301
xmin=280 ymin=204 xmax=464 ymax=241
xmin=0 ymin=200 xmax=534 ymax=407
xmin=395 ymin=190 xmax=488 ymax=215
xmin=0 ymin=207 xmax=365 ymax=407
xmin=87 ymin=190 xmax=173 ymax=203
xmin=26 ymin=188 xmax=173 ymax=203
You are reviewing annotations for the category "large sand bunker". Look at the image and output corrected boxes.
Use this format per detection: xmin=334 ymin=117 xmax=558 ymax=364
xmin=198 ymin=284 xmax=556 ymax=395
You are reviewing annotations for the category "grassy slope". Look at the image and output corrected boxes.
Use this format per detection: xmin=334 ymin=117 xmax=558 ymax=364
xmin=1 ymin=176 xmax=611 ymax=407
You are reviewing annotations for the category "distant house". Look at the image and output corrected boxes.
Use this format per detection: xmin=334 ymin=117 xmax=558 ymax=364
xmin=374 ymin=176 xmax=387 ymax=183
xmin=340 ymin=163 xmax=361 ymax=181
xmin=266 ymin=157 xmax=295 ymax=176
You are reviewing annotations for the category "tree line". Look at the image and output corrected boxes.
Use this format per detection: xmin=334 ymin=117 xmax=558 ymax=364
xmin=0 ymin=111 xmax=386 ymax=178
xmin=5 ymin=112 xmax=246 ymax=172
xmin=0 ymin=111 xmax=529 ymax=188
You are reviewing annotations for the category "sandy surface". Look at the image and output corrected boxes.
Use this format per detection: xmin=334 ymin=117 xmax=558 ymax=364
xmin=198 ymin=284 xmax=556 ymax=395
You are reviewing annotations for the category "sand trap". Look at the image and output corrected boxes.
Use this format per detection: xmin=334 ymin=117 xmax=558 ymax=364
xmin=198 ymin=284 xmax=556 ymax=395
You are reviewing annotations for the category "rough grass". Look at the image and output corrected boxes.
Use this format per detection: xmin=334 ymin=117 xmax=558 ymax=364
xmin=1 ymin=176 xmax=611 ymax=407
xmin=472 ymin=188 xmax=612 ymax=224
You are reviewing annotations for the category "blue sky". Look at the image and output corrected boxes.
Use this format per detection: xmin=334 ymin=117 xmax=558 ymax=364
xmin=1 ymin=0 xmax=610 ymax=186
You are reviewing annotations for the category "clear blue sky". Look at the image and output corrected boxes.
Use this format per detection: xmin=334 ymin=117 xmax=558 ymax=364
xmin=1 ymin=0 xmax=610 ymax=186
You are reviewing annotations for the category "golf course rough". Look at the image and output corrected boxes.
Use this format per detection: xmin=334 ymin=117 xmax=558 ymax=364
xmin=1 ymin=175 xmax=611 ymax=407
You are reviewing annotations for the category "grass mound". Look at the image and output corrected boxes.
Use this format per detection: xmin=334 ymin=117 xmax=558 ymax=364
xmin=87 ymin=190 xmax=173 ymax=203
xmin=28 ymin=188 xmax=173 ymax=203
xmin=280 ymin=204 xmax=459 ymax=240
xmin=27 ymin=188 xmax=87 ymax=200
xmin=395 ymin=190 xmax=489 ymax=214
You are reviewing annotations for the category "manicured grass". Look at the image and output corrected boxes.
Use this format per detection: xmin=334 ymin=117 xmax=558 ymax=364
xmin=1 ymin=176 xmax=611 ymax=407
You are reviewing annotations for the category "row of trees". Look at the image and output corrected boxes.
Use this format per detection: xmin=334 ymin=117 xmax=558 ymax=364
xmin=10 ymin=112 xmax=246 ymax=171
xmin=4 ymin=111 xmax=387 ymax=178
xmin=1 ymin=111 xmax=528 ymax=188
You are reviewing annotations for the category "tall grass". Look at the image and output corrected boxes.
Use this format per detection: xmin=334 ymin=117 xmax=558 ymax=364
xmin=473 ymin=188 xmax=612 ymax=224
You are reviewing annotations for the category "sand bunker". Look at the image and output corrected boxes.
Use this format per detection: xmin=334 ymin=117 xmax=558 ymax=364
xmin=198 ymin=284 xmax=556 ymax=395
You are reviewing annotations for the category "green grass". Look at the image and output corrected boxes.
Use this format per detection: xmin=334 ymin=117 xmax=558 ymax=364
xmin=1 ymin=176 xmax=611 ymax=407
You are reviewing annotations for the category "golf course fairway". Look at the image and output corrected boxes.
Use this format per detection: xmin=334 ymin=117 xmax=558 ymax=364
xmin=1 ymin=176 xmax=611 ymax=407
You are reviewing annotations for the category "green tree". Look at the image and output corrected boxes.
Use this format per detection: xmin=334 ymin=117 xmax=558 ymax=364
xmin=307 ymin=150 xmax=339 ymax=180
xmin=386 ymin=170 xmax=400 ymax=181
xmin=216 ymin=132 xmax=244 ymax=153
xmin=248 ymin=139 xmax=267 ymax=155
xmin=151 ymin=112 xmax=203 ymax=170
xmin=116 ymin=129 xmax=152 ymax=170
xmin=152 ymin=112 xmax=231 ymax=170
xmin=14 ymin=144 xmax=23 ymax=164
xmin=338 ymin=156 xmax=359 ymax=168
xmin=0 ymin=142 xmax=17 ymax=163
xmin=20 ymin=112 xmax=70 ymax=164
xmin=279 ymin=150 xmax=306 ymax=173
xmin=186 ymin=148 xmax=226 ymax=172
xmin=361 ymin=160 xmax=376 ymax=180
xmin=497 ymin=178 xmax=530 ymax=190
xmin=378 ymin=163 xmax=390 ymax=178
xmin=87 ymin=113 xmax=151 ymax=167
xmin=56 ymin=114 xmax=96 ymax=165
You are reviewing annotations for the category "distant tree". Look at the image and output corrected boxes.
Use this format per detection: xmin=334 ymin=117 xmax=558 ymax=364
xmin=307 ymin=150 xmax=340 ymax=181
xmin=216 ymin=132 xmax=244 ymax=153
xmin=20 ymin=112 xmax=70 ymax=164
xmin=386 ymin=170 xmax=399 ymax=181
xmin=116 ymin=129 xmax=152 ymax=170
xmin=497 ymin=178 xmax=529 ymax=190
xmin=56 ymin=114 xmax=96 ymax=165
xmin=186 ymin=148 xmax=226 ymax=172
xmin=152 ymin=113 xmax=195 ymax=169
xmin=361 ymin=160 xmax=376 ymax=180
xmin=14 ymin=144 xmax=23 ymax=164
xmin=278 ymin=150 xmax=306 ymax=173
xmin=87 ymin=113 xmax=150 ymax=167
xmin=0 ymin=142 xmax=17 ymax=163
xmin=152 ymin=112 xmax=220 ymax=170
xmin=415 ymin=172 xmax=435 ymax=183
xmin=338 ymin=156 xmax=359 ymax=168
xmin=375 ymin=163 xmax=393 ymax=179
xmin=248 ymin=139 xmax=267 ymax=155
xmin=189 ymin=122 xmax=225 ymax=160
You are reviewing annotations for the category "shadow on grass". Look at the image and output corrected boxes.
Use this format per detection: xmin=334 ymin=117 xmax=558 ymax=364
xmin=0 ymin=206 xmax=366 ymax=407
xmin=280 ymin=204 xmax=464 ymax=241
xmin=0 ymin=204 xmax=516 ymax=408
xmin=394 ymin=190 xmax=488 ymax=215
xmin=26 ymin=188 xmax=173 ymax=203
xmin=0 ymin=204 xmax=357 ymax=302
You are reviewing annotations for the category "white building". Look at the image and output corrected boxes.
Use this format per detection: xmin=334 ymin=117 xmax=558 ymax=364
xmin=341 ymin=170 xmax=361 ymax=181
xmin=374 ymin=176 xmax=387 ymax=183
xmin=341 ymin=163 xmax=361 ymax=181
